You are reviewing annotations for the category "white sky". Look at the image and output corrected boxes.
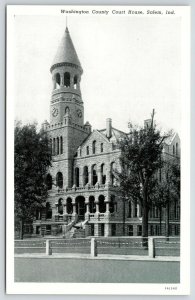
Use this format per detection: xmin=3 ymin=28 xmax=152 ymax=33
xmin=14 ymin=15 xmax=181 ymax=134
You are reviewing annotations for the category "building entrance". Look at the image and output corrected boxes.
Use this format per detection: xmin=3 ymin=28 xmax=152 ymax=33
xmin=76 ymin=196 xmax=86 ymax=221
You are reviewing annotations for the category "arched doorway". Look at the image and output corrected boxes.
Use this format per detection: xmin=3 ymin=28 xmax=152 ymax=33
xmin=67 ymin=198 xmax=73 ymax=214
xmin=99 ymin=195 xmax=106 ymax=213
xmin=89 ymin=196 xmax=96 ymax=213
xmin=76 ymin=196 xmax=86 ymax=221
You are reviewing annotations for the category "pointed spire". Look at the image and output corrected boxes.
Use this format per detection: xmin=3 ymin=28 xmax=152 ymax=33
xmin=51 ymin=27 xmax=82 ymax=72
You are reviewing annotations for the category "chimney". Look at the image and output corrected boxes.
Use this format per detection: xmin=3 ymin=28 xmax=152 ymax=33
xmin=106 ymin=118 xmax=112 ymax=139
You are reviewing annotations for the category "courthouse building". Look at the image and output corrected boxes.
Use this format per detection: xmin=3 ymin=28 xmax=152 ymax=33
xmin=32 ymin=27 xmax=180 ymax=237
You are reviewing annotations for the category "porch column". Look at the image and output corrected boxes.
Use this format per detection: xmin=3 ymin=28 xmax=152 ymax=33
xmin=60 ymin=73 xmax=64 ymax=86
xmin=85 ymin=197 xmax=90 ymax=220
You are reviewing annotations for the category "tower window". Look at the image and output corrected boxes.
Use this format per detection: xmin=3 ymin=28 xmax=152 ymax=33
xmin=60 ymin=136 xmax=63 ymax=154
xmin=56 ymin=172 xmax=63 ymax=188
xmin=53 ymin=138 xmax=56 ymax=155
xmin=57 ymin=137 xmax=59 ymax=155
xmin=64 ymin=72 xmax=70 ymax=87
xmin=74 ymin=75 xmax=78 ymax=89
xmin=65 ymin=106 xmax=70 ymax=115
xmin=55 ymin=73 xmax=61 ymax=89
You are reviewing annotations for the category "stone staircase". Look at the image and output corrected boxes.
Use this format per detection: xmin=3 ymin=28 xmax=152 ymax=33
xmin=64 ymin=219 xmax=88 ymax=238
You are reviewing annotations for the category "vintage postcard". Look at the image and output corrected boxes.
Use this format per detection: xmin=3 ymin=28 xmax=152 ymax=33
xmin=6 ymin=5 xmax=190 ymax=295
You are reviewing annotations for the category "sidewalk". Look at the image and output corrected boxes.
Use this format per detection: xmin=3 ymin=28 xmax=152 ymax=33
xmin=15 ymin=252 xmax=180 ymax=262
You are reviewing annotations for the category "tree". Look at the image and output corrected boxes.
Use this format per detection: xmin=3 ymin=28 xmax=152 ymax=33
xmin=152 ymin=159 xmax=180 ymax=237
xmin=14 ymin=121 xmax=52 ymax=239
xmin=116 ymin=111 xmax=169 ymax=238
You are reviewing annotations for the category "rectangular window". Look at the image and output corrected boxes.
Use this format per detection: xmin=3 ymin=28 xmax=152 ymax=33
xmin=91 ymin=224 xmax=94 ymax=236
xmin=101 ymin=143 xmax=103 ymax=152
xmin=111 ymin=224 xmax=116 ymax=236
xmin=150 ymin=225 xmax=154 ymax=236
xmin=101 ymin=224 xmax=104 ymax=236
xmin=137 ymin=225 xmax=142 ymax=236
xmin=128 ymin=225 xmax=133 ymax=236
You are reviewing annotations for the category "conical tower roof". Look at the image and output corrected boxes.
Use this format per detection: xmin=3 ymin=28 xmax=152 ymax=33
xmin=50 ymin=27 xmax=82 ymax=72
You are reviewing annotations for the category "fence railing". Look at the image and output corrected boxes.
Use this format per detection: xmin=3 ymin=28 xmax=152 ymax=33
xmin=15 ymin=237 xmax=180 ymax=258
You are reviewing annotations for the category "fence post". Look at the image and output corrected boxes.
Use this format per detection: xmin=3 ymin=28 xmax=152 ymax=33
xmin=148 ymin=237 xmax=155 ymax=258
xmin=91 ymin=238 xmax=97 ymax=257
xmin=46 ymin=239 xmax=52 ymax=255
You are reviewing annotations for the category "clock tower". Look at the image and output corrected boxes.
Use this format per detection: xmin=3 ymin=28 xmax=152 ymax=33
xmin=46 ymin=27 xmax=90 ymax=188
xmin=50 ymin=27 xmax=84 ymax=126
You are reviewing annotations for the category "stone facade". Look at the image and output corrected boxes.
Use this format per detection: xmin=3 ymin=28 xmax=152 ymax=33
xmin=32 ymin=26 xmax=180 ymax=238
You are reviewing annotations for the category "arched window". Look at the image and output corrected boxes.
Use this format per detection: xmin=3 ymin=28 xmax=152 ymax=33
xmin=89 ymin=196 xmax=96 ymax=213
xmin=67 ymin=198 xmax=73 ymax=214
xmin=92 ymin=141 xmax=96 ymax=154
xmin=176 ymin=143 xmax=178 ymax=156
xmin=58 ymin=198 xmax=63 ymax=215
xmin=64 ymin=72 xmax=70 ymax=87
xmin=46 ymin=202 xmax=52 ymax=219
xmin=55 ymin=73 xmax=61 ymax=89
xmin=101 ymin=163 xmax=106 ymax=184
xmin=46 ymin=174 xmax=52 ymax=190
xmin=65 ymin=106 xmax=70 ymax=114
xmin=60 ymin=136 xmax=63 ymax=154
xmin=75 ymin=167 xmax=80 ymax=187
xmin=173 ymin=145 xmax=175 ymax=155
xmin=74 ymin=75 xmax=78 ymax=89
xmin=100 ymin=143 xmax=103 ymax=153
xmin=56 ymin=172 xmax=63 ymax=188
xmin=56 ymin=137 xmax=59 ymax=155
xmin=53 ymin=138 xmax=56 ymax=156
xmin=92 ymin=164 xmax=97 ymax=185
xmin=86 ymin=146 xmax=89 ymax=155
xmin=99 ymin=195 xmax=106 ymax=213
xmin=83 ymin=166 xmax=89 ymax=185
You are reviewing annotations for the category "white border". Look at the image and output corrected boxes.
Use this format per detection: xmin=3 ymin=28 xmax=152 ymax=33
xmin=6 ymin=5 xmax=191 ymax=295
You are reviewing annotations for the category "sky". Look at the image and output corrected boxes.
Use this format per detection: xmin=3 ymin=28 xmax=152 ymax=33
xmin=14 ymin=14 xmax=181 ymax=134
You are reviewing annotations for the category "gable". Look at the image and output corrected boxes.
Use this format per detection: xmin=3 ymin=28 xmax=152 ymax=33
xmin=75 ymin=130 xmax=113 ymax=158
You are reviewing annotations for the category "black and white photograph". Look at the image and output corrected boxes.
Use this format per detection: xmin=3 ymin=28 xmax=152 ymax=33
xmin=6 ymin=5 xmax=190 ymax=295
